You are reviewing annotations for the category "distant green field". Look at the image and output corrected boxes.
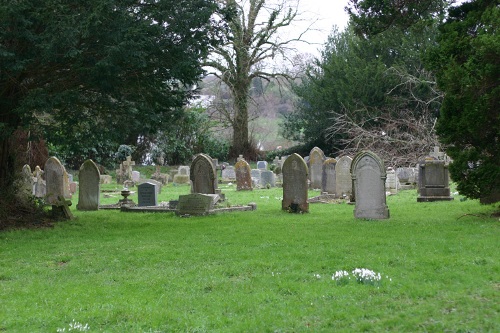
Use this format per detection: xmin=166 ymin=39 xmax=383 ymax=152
xmin=1 ymin=183 xmax=498 ymax=332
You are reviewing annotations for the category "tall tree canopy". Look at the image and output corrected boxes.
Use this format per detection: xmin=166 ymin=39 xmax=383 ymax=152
xmin=283 ymin=23 xmax=442 ymax=164
xmin=204 ymin=0 xmax=304 ymax=159
xmin=427 ymin=0 xmax=499 ymax=202
xmin=0 ymin=0 xmax=226 ymax=186
xmin=347 ymin=0 xmax=499 ymax=202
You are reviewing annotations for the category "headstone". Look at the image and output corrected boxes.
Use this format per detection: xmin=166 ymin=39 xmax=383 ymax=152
xmin=417 ymin=157 xmax=453 ymax=202
xmin=282 ymin=153 xmax=309 ymax=213
xmin=69 ymin=182 xmax=78 ymax=195
xmin=351 ymin=151 xmax=390 ymax=219
xmin=139 ymin=179 xmax=162 ymax=194
xmin=322 ymin=158 xmax=337 ymax=195
xmin=63 ymin=171 xmax=71 ymax=199
xmin=33 ymin=165 xmax=46 ymax=198
xmin=178 ymin=193 xmax=218 ymax=215
xmin=251 ymin=169 xmax=262 ymax=187
xmin=257 ymin=161 xmax=268 ymax=170
xmin=260 ymin=170 xmax=276 ymax=188
xmin=309 ymin=147 xmax=325 ymax=189
xmin=100 ymin=175 xmax=112 ymax=184
xmin=77 ymin=159 xmax=100 ymax=210
xmin=385 ymin=167 xmax=400 ymax=194
xmin=190 ymin=153 xmax=217 ymax=194
xmin=173 ymin=166 xmax=191 ymax=184
xmin=137 ymin=182 xmax=158 ymax=207
xmin=45 ymin=157 xmax=70 ymax=205
xmin=335 ymin=156 xmax=353 ymax=199
xmin=131 ymin=171 xmax=140 ymax=182
xmin=20 ymin=164 xmax=34 ymax=197
xmin=235 ymin=159 xmax=253 ymax=191
xmin=221 ymin=166 xmax=236 ymax=181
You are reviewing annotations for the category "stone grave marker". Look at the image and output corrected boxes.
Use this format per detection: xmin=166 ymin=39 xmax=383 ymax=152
xmin=131 ymin=171 xmax=140 ymax=182
xmin=190 ymin=153 xmax=217 ymax=194
xmin=322 ymin=158 xmax=337 ymax=195
xmin=417 ymin=157 xmax=453 ymax=202
xmin=221 ymin=165 xmax=236 ymax=181
xmin=251 ymin=169 xmax=262 ymax=187
xmin=137 ymin=182 xmax=158 ymax=207
xmin=309 ymin=147 xmax=325 ymax=189
xmin=173 ymin=166 xmax=190 ymax=184
xmin=45 ymin=157 xmax=70 ymax=205
xmin=235 ymin=159 xmax=252 ymax=191
xmin=335 ymin=156 xmax=353 ymax=198
xmin=178 ymin=193 xmax=218 ymax=215
xmin=100 ymin=175 xmax=112 ymax=184
xmin=257 ymin=161 xmax=268 ymax=170
xmin=33 ymin=165 xmax=46 ymax=198
xmin=385 ymin=167 xmax=400 ymax=194
xmin=18 ymin=164 xmax=34 ymax=199
xmin=77 ymin=159 xmax=100 ymax=210
xmin=260 ymin=170 xmax=276 ymax=188
xmin=282 ymin=153 xmax=309 ymax=213
xmin=351 ymin=151 xmax=390 ymax=219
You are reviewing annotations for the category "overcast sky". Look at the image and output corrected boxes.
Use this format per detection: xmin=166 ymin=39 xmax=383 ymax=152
xmin=289 ymin=0 xmax=350 ymax=56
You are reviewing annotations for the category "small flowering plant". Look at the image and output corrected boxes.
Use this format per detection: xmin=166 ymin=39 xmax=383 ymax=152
xmin=352 ymin=268 xmax=382 ymax=285
xmin=331 ymin=268 xmax=390 ymax=287
xmin=56 ymin=319 xmax=90 ymax=332
xmin=331 ymin=270 xmax=351 ymax=285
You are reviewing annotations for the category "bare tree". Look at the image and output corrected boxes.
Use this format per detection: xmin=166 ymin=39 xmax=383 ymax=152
xmin=327 ymin=66 xmax=444 ymax=167
xmin=204 ymin=0 xmax=313 ymax=159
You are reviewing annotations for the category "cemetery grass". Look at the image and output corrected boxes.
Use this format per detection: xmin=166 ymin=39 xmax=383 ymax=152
xmin=1 ymin=184 xmax=499 ymax=332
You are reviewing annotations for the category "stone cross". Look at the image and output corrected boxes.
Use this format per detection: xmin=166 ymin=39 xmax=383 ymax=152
xmin=122 ymin=156 xmax=135 ymax=179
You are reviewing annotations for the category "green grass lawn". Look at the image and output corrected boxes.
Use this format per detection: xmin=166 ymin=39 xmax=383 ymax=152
xmin=1 ymin=183 xmax=499 ymax=332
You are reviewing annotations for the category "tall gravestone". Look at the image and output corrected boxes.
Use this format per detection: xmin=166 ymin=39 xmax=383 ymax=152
xmin=17 ymin=164 xmax=34 ymax=199
xmin=282 ymin=153 xmax=309 ymax=213
xmin=33 ymin=165 xmax=46 ymax=198
xmin=417 ymin=157 xmax=453 ymax=202
xmin=137 ymin=182 xmax=158 ymax=207
xmin=309 ymin=147 xmax=325 ymax=189
xmin=45 ymin=157 xmax=70 ymax=205
xmin=190 ymin=153 xmax=217 ymax=194
xmin=260 ymin=170 xmax=276 ymax=188
xmin=77 ymin=159 xmax=100 ymax=211
xmin=335 ymin=156 xmax=353 ymax=199
xmin=235 ymin=159 xmax=252 ymax=191
xmin=351 ymin=151 xmax=390 ymax=219
xmin=322 ymin=158 xmax=337 ymax=195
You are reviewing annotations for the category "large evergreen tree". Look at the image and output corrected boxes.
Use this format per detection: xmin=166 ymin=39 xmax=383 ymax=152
xmin=427 ymin=0 xmax=499 ymax=202
xmin=347 ymin=0 xmax=499 ymax=202
xmin=0 ymin=0 xmax=225 ymax=187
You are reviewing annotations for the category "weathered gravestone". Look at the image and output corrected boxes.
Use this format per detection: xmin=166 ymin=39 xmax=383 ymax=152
xmin=417 ymin=157 xmax=453 ymax=202
xmin=33 ymin=165 xmax=46 ymax=198
xmin=17 ymin=164 xmax=34 ymax=200
xmin=251 ymin=169 xmax=262 ymax=187
xmin=335 ymin=156 xmax=353 ymax=199
xmin=260 ymin=170 xmax=276 ymax=188
xmin=322 ymin=158 xmax=337 ymax=195
xmin=190 ymin=153 xmax=217 ymax=194
xmin=235 ymin=159 xmax=252 ymax=191
xmin=351 ymin=151 xmax=390 ymax=219
xmin=137 ymin=182 xmax=158 ymax=207
xmin=45 ymin=157 xmax=71 ymax=205
xmin=385 ymin=167 xmax=400 ymax=194
xmin=309 ymin=147 xmax=325 ymax=189
xmin=77 ymin=159 xmax=100 ymax=211
xmin=257 ymin=161 xmax=268 ymax=170
xmin=178 ymin=193 xmax=218 ymax=215
xmin=131 ymin=171 xmax=141 ymax=182
xmin=173 ymin=166 xmax=190 ymax=184
xmin=221 ymin=165 xmax=236 ymax=181
xmin=139 ymin=179 xmax=162 ymax=194
xmin=282 ymin=153 xmax=309 ymax=213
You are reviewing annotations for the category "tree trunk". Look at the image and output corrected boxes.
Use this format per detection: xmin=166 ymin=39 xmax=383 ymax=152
xmin=231 ymin=87 xmax=250 ymax=159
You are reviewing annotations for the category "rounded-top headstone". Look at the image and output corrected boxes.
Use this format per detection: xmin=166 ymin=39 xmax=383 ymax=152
xmin=77 ymin=159 xmax=101 ymax=210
